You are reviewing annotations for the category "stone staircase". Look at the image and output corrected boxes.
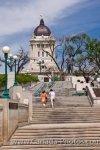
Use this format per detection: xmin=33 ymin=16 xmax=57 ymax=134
xmin=53 ymin=81 xmax=73 ymax=89
xmin=30 ymin=98 xmax=100 ymax=124
xmin=1 ymin=81 xmax=100 ymax=149
xmin=50 ymin=81 xmax=75 ymax=96
xmin=1 ymin=123 xmax=100 ymax=149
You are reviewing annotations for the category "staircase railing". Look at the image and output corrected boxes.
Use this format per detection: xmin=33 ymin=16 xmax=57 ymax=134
xmin=86 ymin=86 xmax=94 ymax=106
xmin=34 ymin=83 xmax=47 ymax=96
xmin=48 ymin=80 xmax=55 ymax=89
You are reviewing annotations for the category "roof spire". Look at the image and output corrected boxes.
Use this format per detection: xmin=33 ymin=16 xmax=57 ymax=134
xmin=40 ymin=15 xmax=44 ymax=25
xmin=40 ymin=18 xmax=44 ymax=25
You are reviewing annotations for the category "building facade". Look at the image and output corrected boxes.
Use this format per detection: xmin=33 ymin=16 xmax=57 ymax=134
xmin=28 ymin=19 xmax=56 ymax=74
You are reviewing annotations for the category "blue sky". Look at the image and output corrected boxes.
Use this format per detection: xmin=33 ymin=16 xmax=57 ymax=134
xmin=0 ymin=0 xmax=100 ymax=72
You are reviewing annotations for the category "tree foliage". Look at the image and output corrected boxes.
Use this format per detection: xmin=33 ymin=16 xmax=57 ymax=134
xmin=16 ymin=74 xmax=39 ymax=84
xmin=86 ymin=38 xmax=100 ymax=71
xmin=0 ymin=74 xmax=5 ymax=88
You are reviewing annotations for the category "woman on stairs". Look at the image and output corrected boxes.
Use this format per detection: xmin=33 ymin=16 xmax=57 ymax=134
xmin=49 ymin=89 xmax=55 ymax=108
xmin=41 ymin=90 xmax=47 ymax=107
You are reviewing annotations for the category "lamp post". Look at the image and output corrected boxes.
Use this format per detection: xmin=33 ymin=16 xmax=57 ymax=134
xmin=2 ymin=46 xmax=10 ymax=99
xmin=37 ymin=59 xmax=45 ymax=74
xmin=13 ymin=55 xmax=18 ymax=86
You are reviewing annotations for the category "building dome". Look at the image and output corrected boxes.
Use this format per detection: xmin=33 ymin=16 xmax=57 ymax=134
xmin=34 ymin=19 xmax=51 ymax=36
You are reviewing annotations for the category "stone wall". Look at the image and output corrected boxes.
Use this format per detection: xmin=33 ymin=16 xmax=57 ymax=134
xmin=18 ymin=103 xmax=29 ymax=123
xmin=0 ymin=106 xmax=3 ymax=145
xmin=0 ymin=99 xmax=29 ymax=145
xmin=8 ymin=102 xmax=18 ymax=139
xmin=9 ymin=86 xmax=33 ymax=122
xmin=7 ymin=72 xmax=14 ymax=89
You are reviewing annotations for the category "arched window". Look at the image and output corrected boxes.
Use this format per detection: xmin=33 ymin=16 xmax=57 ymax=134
xmin=38 ymin=51 xmax=40 ymax=57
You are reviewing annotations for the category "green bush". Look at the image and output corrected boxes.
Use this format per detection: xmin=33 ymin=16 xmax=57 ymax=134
xmin=16 ymin=74 xmax=39 ymax=85
xmin=0 ymin=74 xmax=5 ymax=88
xmin=51 ymin=75 xmax=60 ymax=81
xmin=0 ymin=73 xmax=39 ymax=88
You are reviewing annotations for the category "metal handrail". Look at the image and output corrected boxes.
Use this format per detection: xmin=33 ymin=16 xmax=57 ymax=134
xmin=34 ymin=83 xmax=47 ymax=96
xmin=48 ymin=80 xmax=55 ymax=89
xmin=86 ymin=86 xmax=94 ymax=107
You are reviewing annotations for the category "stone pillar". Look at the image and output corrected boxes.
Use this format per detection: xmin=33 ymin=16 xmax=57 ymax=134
xmin=22 ymin=91 xmax=33 ymax=122
xmin=0 ymin=100 xmax=9 ymax=144
xmin=7 ymin=72 xmax=14 ymax=89
xmin=12 ymin=86 xmax=23 ymax=102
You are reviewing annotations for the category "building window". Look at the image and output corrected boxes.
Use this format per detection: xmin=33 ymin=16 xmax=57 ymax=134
xmin=38 ymin=51 xmax=40 ymax=57
xmin=46 ymin=52 xmax=48 ymax=57
xmin=37 ymin=44 xmax=40 ymax=48
xmin=42 ymin=51 xmax=44 ymax=57
xmin=41 ymin=44 xmax=44 ymax=48
xmin=45 ymin=44 xmax=48 ymax=48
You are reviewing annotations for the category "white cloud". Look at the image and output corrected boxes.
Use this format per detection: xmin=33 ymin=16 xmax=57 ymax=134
xmin=0 ymin=0 xmax=87 ymax=37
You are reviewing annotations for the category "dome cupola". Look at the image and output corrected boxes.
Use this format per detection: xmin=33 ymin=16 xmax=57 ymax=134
xmin=34 ymin=19 xmax=51 ymax=36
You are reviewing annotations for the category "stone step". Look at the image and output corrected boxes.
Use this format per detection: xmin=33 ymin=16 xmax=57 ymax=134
xmin=11 ymin=131 xmax=100 ymax=137
xmin=32 ymin=113 xmax=100 ymax=116
xmin=31 ymin=117 xmax=100 ymax=120
xmin=32 ymin=105 xmax=91 ymax=108
xmin=32 ymin=107 xmax=100 ymax=110
xmin=2 ymin=145 xmax=100 ymax=150
xmin=32 ymin=113 xmax=100 ymax=115
xmin=33 ymin=96 xmax=89 ymax=100
xmin=33 ymin=101 xmax=90 ymax=104
xmin=1 ymin=146 xmax=100 ymax=150
xmin=30 ymin=121 xmax=100 ymax=124
xmin=16 ymin=127 xmax=100 ymax=132
xmin=33 ymin=99 xmax=89 ymax=102
xmin=32 ymin=110 xmax=100 ymax=113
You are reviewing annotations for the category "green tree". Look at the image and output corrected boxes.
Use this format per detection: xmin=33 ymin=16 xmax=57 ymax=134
xmin=0 ymin=74 xmax=5 ymax=88
xmin=86 ymin=38 xmax=100 ymax=71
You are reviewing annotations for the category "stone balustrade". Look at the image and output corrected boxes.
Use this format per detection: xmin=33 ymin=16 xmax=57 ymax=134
xmin=86 ymin=86 xmax=100 ymax=106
